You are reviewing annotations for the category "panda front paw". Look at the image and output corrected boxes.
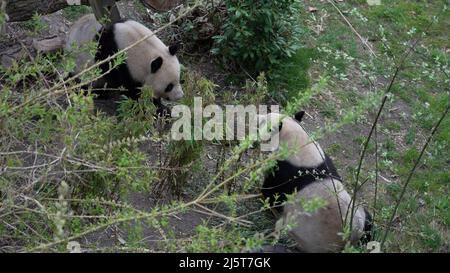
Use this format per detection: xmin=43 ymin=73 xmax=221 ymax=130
xmin=153 ymin=97 xmax=171 ymax=119
xmin=156 ymin=105 xmax=171 ymax=119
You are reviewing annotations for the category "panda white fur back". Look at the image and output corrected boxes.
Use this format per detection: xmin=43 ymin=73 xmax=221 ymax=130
xmin=283 ymin=178 xmax=367 ymax=252
xmin=65 ymin=14 xmax=183 ymax=103
xmin=258 ymin=112 xmax=372 ymax=253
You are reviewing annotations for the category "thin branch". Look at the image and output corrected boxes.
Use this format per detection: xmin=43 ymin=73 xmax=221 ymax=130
xmin=347 ymin=95 xmax=387 ymax=230
xmin=193 ymin=204 xmax=253 ymax=226
xmin=372 ymin=123 xmax=379 ymax=225
xmin=326 ymin=0 xmax=377 ymax=57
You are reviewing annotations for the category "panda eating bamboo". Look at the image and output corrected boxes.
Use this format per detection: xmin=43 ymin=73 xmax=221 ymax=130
xmin=65 ymin=14 xmax=184 ymax=115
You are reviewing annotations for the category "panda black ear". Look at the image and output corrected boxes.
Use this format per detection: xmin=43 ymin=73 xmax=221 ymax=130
xmin=294 ymin=111 xmax=305 ymax=122
xmin=151 ymin=57 xmax=163 ymax=73
xmin=169 ymin=44 xmax=179 ymax=56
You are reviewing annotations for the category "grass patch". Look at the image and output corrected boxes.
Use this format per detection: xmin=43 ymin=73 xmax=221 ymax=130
xmin=268 ymin=48 xmax=316 ymax=105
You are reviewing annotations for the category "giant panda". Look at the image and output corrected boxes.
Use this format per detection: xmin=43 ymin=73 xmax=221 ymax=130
xmin=65 ymin=14 xmax=184 ymax=113
xmin=257 ymin=111 xmax=373 ymax=253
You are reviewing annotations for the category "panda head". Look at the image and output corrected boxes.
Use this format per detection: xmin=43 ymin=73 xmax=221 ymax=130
xmin=147 ymin=44 xmax=184 ymax=101
xmin=257 ymin=111 xmax=325 ymax=168
xmin=256 ymin=111 xmax=308 ymax=149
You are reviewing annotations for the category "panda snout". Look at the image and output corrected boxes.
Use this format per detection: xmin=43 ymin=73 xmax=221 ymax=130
xmin=169 ymin=89 xmax=184 ymax=101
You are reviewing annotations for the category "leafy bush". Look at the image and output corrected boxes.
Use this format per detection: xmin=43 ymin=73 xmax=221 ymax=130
xmin=212 ymin=0 xmax=304 ymax=75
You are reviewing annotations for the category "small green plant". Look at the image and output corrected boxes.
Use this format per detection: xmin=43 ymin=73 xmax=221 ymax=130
xmin=116 ymin=86 xmax=157 ymax=136
xmin=23 ymin=13 xmax=48 ymax=34
xmin=213 ymin=0 xmax=304 ymax=75
xmin=62 ymin=5 xmax=91 ymax=21
xmin=153 ymin=71 xmax=214 ymax=197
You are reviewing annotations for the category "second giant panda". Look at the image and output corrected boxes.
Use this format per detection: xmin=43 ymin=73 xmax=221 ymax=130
xmin=65 ymin=14 xmax=184 ymax=112
xmin=257 ymin=111 xmax=373 ymax=253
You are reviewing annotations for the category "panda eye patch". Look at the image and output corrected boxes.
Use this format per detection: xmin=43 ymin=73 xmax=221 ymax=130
xmin=165 ymin=83 xmax=174 ymax=93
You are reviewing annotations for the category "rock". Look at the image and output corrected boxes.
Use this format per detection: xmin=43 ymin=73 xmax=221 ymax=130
xmin=0 ymin=47 xmax=26 ymax=68
xmin=1 ymin=54 xmax=15 ymax=68
xmin=32 ymin=36 xmax=65 ymax=53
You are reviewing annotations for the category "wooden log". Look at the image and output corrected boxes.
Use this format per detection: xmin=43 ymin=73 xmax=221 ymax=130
xmin=5 ymin=0 xmax=91 ymax=22
xmin=0 ymin=46 xmax=26 ymax=68
xmin=32 ymin=36 xmax=66 ymax=53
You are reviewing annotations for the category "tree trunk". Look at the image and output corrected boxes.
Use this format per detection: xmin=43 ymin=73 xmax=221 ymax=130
xmin=5 ymin=0 xmax=90 ymax=22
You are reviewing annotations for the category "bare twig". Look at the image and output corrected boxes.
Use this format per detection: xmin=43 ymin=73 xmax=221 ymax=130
xmin=193 ymin=204 xmax=253 ymax=226
xmin=347 ymin=95 xmax=387 ymax=230
xmin=372 ymin=123 xmax=379 ymax=224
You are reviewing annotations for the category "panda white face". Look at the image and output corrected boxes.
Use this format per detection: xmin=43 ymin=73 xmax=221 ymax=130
xmin=256 ymin=113 xmax=284 ymax=141
xmin=113 ymin=20 xmax=184 ymax=102
xmin=146 ymin=46 xmax=184 ymax=101
xmin=257 ymin=112 xmax=326 ymax=168
xmin=66 ymin=16 xmax=184 ymax=102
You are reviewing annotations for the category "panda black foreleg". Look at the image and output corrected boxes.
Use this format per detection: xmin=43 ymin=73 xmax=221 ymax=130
xmin=120 ymin=84 xmax=171 ymax=118
xmin=152 ymin=98 xmax=171 ymax=118
xmin=91 ymin=79 xmax=113 ymax=100
xmin=64 ymin=73 xmax=104 ymax=99
xmin=360 ymin=207 xmax=375 ymax=245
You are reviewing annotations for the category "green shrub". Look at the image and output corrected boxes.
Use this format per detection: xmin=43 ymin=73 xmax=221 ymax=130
xmin=212 ymin=0 xmax=304 ymax=75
